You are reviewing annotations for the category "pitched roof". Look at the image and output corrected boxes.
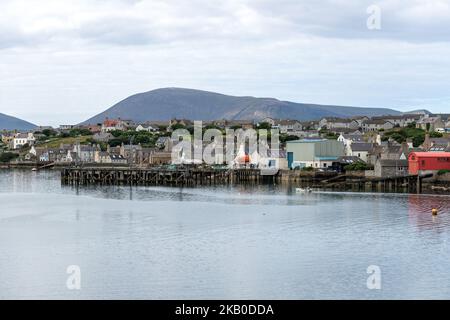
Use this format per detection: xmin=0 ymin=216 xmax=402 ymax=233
xmin=337 ymin=156 xmax=365 ymax=164
xmin=363 ymin=119 xmax=393 ymax=125
xmin=429 ymin=146 xmax=450 ymax=152
xmin=409 ymin=152 xmax=450 ymax=158
xmin=342 ymin=134 xmax=364 ymax=142
xmin=379 ymin=159 xmax=408 ymax=167
xmin=350 ymin=143 xmax=374 ymax=152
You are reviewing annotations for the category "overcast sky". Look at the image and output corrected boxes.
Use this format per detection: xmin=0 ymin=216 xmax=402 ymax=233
xmin=0 ymin=0 xmax=449 ymax=126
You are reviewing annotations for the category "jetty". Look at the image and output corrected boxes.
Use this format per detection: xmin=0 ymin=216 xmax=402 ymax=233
xmin=61 ymin=166 xmax=275 ymax=186
xmin=60 ymin=165 xmax=437 ymax=194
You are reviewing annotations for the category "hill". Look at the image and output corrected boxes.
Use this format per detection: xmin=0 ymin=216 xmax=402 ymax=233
xmin=82 ymin=88 xmax=402 ymax=124
xmin=0 ymin=113 xmax=37 ymax=131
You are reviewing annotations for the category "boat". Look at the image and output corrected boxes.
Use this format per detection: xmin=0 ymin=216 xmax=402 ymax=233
xmin=31 ymin=168 xmax=37 ymax=171
xmin=296 ymin=187 xmax=312 ymax=194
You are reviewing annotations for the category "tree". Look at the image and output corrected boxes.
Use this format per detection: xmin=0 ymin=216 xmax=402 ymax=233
xmin=42 ymin=129 xmax=57 ymax=137
xmin=430 ymin=131 xmax=443 ymax=138
xmin=21 ymin=143 xmax=30 ymax=150
xmin=67 ymin=128 xmax=92 ymax=137
xmin=0 ymin=152 xmax=19 ymax=163
xmin=344 ymin=162 xmax=371 ymax=171
xmin=171 ymin=123 xmax=186 ymax=131
xmin=257 ymin=122 xmax=272 ymax=130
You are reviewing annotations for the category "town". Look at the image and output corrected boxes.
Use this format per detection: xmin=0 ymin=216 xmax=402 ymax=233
xmin=1 ymin=113 xmax=450 ymax=193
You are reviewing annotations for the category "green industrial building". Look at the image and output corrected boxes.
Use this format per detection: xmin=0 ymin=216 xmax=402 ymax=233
xmin=286 ymin=139 xmax=344 ymax=169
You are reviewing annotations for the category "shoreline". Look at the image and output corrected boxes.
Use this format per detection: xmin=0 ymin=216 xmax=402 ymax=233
xmin=4 ymin=165 xmax=449 ymax=195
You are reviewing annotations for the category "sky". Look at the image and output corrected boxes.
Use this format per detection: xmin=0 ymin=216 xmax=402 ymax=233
xmin=0 ymin=0 xmax=449 ymax=127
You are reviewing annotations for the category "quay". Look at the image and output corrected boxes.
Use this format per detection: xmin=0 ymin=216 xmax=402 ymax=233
xmin=60 ymin=165 xmax=437 ymax=194
xmin=316 ymin=173 xmax=434 ymax=194
xmin=61 ymin=166 xmax=276 ymax=186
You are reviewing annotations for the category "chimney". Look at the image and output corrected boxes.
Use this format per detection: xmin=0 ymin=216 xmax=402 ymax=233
xmin=401 ymin=141 xmax=409 ymax=155
xmin=423 ymin=133 xmax=431 ymax=150
xmin=406 ymin=138 xmax=413 ymax=149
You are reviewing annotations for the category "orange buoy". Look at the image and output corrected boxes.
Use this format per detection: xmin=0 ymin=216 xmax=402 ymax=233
xmin=432 ymin=208 xmax=438 ymax=216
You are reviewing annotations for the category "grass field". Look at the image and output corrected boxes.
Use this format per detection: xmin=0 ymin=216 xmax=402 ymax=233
xmin=35 ymin=136 xmax=92 ymax=149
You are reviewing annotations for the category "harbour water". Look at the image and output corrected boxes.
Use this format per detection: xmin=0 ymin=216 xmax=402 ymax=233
xmin=0 ymin=169 xmax=449 ymax=299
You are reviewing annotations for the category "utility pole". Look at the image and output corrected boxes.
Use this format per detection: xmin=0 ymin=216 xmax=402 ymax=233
xmin=129 ymin=135 xmax=134 ymax=169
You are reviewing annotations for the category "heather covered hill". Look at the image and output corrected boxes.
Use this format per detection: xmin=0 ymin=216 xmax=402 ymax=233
xmin=0 ymin=112 xmax=37 ymax=131
xmin=82 ymin=87 xmax=402 ymax=124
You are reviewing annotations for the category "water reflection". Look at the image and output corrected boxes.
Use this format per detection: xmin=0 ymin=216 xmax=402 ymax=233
xmin=408 ymin=194 xmax=450 ymax=233
xmin=1 ymin=169 xmax=450 ymax=299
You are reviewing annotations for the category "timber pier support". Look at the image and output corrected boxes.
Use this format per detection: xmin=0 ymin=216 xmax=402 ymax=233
xmin=61 ymin=166 xmax=435 ymax=193
xmin=61 ymin=167 xmax=277 ymax=187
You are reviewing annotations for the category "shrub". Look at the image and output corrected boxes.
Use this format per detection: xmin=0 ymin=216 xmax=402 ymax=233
xmin=430 ymin=132 xmax=443 ymax=138
xmin=42 ymin=129 xmax=57 ymax=137
xmin=437 ymin=170 xmax=450 ymax=176
xmin=344 ymin=162 xmax=371 ymax=171
xmin=0 ymin=152 xmax=19 ymax=163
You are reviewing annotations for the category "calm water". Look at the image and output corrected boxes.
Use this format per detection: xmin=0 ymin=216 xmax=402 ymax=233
xmin=0 ymin=169 xmax=449 ymax=299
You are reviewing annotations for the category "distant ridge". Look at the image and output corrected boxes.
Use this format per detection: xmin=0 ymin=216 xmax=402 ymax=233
xmin=404 ymin=109 xmax=432 ymax=115
xmin=0 ymin=113 xmax=37 ymax=131
xmin=82 ymin=88 xmax=403 ymax=124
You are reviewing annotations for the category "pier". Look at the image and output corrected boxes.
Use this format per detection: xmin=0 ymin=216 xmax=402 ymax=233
xmin=60 ymin=166 xmax=437 ymax=193
xmin=317 ymin=173 xmax=434 ymax=194
xmin=61 ymin=166 xmax=276 ymax=186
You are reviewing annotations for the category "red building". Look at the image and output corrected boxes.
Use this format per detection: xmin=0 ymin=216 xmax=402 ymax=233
xmin=408 ymin=152 xmax=450 ymax=175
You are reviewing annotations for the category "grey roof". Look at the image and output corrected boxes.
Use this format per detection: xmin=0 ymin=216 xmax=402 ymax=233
xmin=322 ymin=117 xmax=356 ymax=123
xmin=429 ymin=145 xmax=450 ymax=152
xmin=379 ymin=159 xmax=408 ymax=167
xmin=430 ymin=138 xmax=450 ymax=145
xmin=342 ymin=134 xmax=364 ymax=142
xmin=351 ymin=143 xmax=374 ymax=152
xmin=363 ymin=119 xmax=393 ymax=125
xmin=79 ymin=145 xmax=95 ymax=151
xmin=337 ymin=156 xmax=366 ymax=164
xmin=123 ymin=144 xmax=142 ymax=150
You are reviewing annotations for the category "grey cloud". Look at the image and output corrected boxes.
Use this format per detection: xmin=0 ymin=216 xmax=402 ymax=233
xmin=1 ymin=0 xmax=449 ymax=50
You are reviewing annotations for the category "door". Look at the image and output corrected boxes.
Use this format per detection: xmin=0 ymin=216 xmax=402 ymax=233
xmin=287 ymin=152 xmax=293 ymax=169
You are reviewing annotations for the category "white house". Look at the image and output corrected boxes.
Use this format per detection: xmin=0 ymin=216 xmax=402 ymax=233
xmin=347 ymin=143 xmax=374 ymax=163
xmin=101 ymin=118 xmax=129 ymax=132
xmin=319 ymin=118 xmax=359 ymax=130
xmin=416 ymin=116 xmax=445 ymax=132
xmin=338 ymin=134 xmax=364 ymax=147
xmin=259 ymin=117 xmax=276 ymax=126
xmin=136 ymin=125 xmax=157 ymax=132
xmin=275 ymin=120 xmax=303 ymax=133
xmin=361 ymin=119 xmax=395 ymax=132
xmin=12 ymin=132 xmax=35 ymax=149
